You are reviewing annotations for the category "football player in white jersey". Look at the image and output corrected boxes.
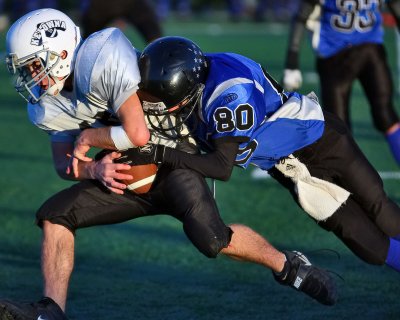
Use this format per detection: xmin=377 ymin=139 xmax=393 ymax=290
xmin=2 ymin=8 xmax=337 ymax=320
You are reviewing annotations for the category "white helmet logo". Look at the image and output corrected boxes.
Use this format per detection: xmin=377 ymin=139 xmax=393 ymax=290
xmin=31 ymin=20 xmax=67 ymax=46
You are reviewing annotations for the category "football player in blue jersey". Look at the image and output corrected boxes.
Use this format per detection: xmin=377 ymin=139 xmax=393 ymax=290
xmin=124 ymin=36 xmax=400 ymax=279
xmin=1 ymin=9 xmax=338 ymax=320
xmin=282 ymin=0 xmax=400 ymax=166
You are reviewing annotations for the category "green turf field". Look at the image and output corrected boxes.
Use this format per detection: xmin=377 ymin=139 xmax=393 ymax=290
xmin=0 ymin=16 xmax=400 ymax=320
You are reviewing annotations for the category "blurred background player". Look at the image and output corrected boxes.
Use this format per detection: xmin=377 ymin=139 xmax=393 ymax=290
xmin=79 ymin=0 xmax=162 ymax=41
xmin=253 ymin=0 xmax=300 ymax=22
xmin=9 ymin=0 xmax=58 ymax=20
xmin=155 ymin=0 xmax=192 ymax=21
xmin=282 ymin=0 xmax=400 ymax=166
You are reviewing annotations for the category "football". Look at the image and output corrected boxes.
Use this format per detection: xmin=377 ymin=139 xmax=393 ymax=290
xmin=119 ymin=164 xmax=158 ymax=194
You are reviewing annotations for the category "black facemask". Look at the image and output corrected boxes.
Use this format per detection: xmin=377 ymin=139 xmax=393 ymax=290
xmin=144 ymin=84 xmax=204 ymax=140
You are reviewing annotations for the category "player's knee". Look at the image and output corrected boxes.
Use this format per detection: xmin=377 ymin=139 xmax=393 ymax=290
xmin=189 ymin=226 xmax=232 ymax=258
xmin=184 ymin=222 xmax=233 ymax=259
xmin=36 ymin=206 xmax=77 ymax=233
xmin=198 ymin=232 xmax=232 ymax=258
xmin=41 ymin=219 xmax=75 ymax=237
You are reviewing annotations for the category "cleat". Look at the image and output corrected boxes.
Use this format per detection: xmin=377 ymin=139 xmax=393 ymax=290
xmin=0 ymin=297 xmax=68 ymax=320
xmin=273 ymin=250 xmax=338 ymax=305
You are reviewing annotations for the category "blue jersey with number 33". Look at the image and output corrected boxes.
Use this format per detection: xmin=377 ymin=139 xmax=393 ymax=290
xmin=195 ymin=53 xmax=325 ymax=170
xmin=315 ymin=0 xmax=383 ymax=57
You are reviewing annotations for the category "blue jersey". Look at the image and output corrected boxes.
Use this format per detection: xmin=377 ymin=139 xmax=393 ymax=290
xmin=314 ymin=0 xmax=383 ymax=57
xmin=195 ymin=53 xmax=325 ymax=170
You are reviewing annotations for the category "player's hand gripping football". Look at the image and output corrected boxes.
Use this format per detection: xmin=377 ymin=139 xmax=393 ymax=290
xmin=90 ymin=151 xmax=134 ymax=195
xmin=70 ymin=127 xmax=119 ymax=178
xmin=115 ymin=144 xmax=166 ymax=166
xmin=66 ymin=149 xmax=134 ymax=195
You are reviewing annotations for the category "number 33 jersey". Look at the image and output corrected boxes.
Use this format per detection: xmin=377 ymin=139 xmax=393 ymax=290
xmin=197 ymin=53 xmax=325 ymax=170
xmin=309 ymin=0 xmax=383 ymax=58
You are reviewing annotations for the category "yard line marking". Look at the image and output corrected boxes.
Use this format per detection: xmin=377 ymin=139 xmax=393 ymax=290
xmin=378 ymin=171 xmax=400 ymax=179
xmin=251 ymin=168 xmax=400 ymax=180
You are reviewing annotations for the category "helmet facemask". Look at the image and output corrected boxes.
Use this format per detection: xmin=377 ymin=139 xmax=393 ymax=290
xmin=141 ymin=83 xmax=204 ymax=140
xmin=6 ymin=49 xmax=65 ymax=103
xmin=138 ymin=36 xmax=209 ymax=140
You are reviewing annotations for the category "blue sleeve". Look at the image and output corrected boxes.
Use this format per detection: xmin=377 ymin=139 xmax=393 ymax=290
xmin=247 ymin=92 xmax=325 ymax=170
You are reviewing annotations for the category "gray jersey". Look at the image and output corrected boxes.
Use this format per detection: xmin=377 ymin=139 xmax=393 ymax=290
xmin=28 ymin=28 xmax=188 ymax=147
xmin=28 ymin=28 xmax=132 ymax=142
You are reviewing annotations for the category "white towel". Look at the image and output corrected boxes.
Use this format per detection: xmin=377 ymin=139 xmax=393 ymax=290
xmin=275 ymin=155 xmax=350 ymax=221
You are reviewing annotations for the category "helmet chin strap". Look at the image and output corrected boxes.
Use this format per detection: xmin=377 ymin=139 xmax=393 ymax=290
xmin=46 ymin=76 xmax=65 ymax=96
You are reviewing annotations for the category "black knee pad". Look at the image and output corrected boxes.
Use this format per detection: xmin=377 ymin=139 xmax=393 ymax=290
xmin=192 ymin=226 xmax=233 ymax=259
xmin=161 ymin=169 xmax=233 ymax=258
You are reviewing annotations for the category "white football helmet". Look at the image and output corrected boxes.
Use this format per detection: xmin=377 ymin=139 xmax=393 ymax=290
xmin=5 ymin=8 xmax=81 ymax=103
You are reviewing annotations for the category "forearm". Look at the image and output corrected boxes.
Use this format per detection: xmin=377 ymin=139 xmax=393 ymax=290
xmin=51 ymin=139 xmax=101 ymax=180
xmin=72 ymin=160 xmax=98 ymax=180
xmin=78 ymin=127 xmax=116 ymax=150
xmin=115 ymin=139 xmax=239 ymax=180
xmin=285 ymin=0 xmax=317 ymax=69
xmin=162 ymin=141 xmax=239 ymax=181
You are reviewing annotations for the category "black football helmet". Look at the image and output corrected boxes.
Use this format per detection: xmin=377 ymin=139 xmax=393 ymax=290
xmin=138 ymin=36 xmax=209 ymax=139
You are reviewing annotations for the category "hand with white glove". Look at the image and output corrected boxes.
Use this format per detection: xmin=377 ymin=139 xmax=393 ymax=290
xmin=283 ymin=69 xmax=303 ymax=91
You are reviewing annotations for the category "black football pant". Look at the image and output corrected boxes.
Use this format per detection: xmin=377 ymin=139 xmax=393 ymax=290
xmin=36 ymin=167 xmax=232 ymax=258
xmin=269 ymin=111 xmax=400 ymax=265
xmin=316 ymin=43 xmax=399 ymax=132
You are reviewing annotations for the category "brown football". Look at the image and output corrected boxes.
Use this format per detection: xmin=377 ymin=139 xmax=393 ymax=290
xmin=119 ymin=164 xmax=158 ymax=194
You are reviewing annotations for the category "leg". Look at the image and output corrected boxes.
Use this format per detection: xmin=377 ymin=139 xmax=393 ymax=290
xmin=317 ymin=113 xmax=400 ymax=237
xmin=36 ymin=181 xmax=155 ymax=310
xmin=316 ymin=48 xmax=357 ymax=130
xmin=221 ymin=223 xmax=285 ymax=272
xmin=319 ymin=196 xmax=400 ymax=272
xmin=153 ymin=168 xmax=232 ymax=258
xmin=222 ymin=224 xmax=337 ymax=306
xmin=293 ymin=112 xmax=400 ymax=267
xmin=0 ymin=180 xmax=157 ymax=319
xmin=0 ymin=180 xmax=156 ymax=320
xmin=127 ymin=0 xmax=163 ymax=43
xmin=359 ymin=44 xmax=399 ymax=133
xmin=80 ymin=0 xmax=122 ymax=38
xmin=156 ymin=169 xmax=284 ymax=268
xmin=358 ymin=44 xmax=400 ymax=164
xmin=41 ymin=221 xmax=74 ymax=311
xmin=319 ymin=196 xmax=390 ymax=265
xmin=157 ymin=169 xmax=337 ymax=305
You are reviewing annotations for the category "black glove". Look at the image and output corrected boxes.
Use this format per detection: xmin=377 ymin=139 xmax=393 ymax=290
xmin=176 ymin=137 xmax=199 ymax=154
xmin=115 ymin=144 xmax=166 ymax=165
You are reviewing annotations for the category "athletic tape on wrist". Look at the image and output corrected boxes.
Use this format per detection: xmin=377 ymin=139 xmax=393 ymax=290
xmin=110 ymin=126 xmax=135 ymax=150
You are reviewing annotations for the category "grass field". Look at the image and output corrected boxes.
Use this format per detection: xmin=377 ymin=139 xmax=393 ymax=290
xmin=0 ymin=15 xmax=400 ymax=320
